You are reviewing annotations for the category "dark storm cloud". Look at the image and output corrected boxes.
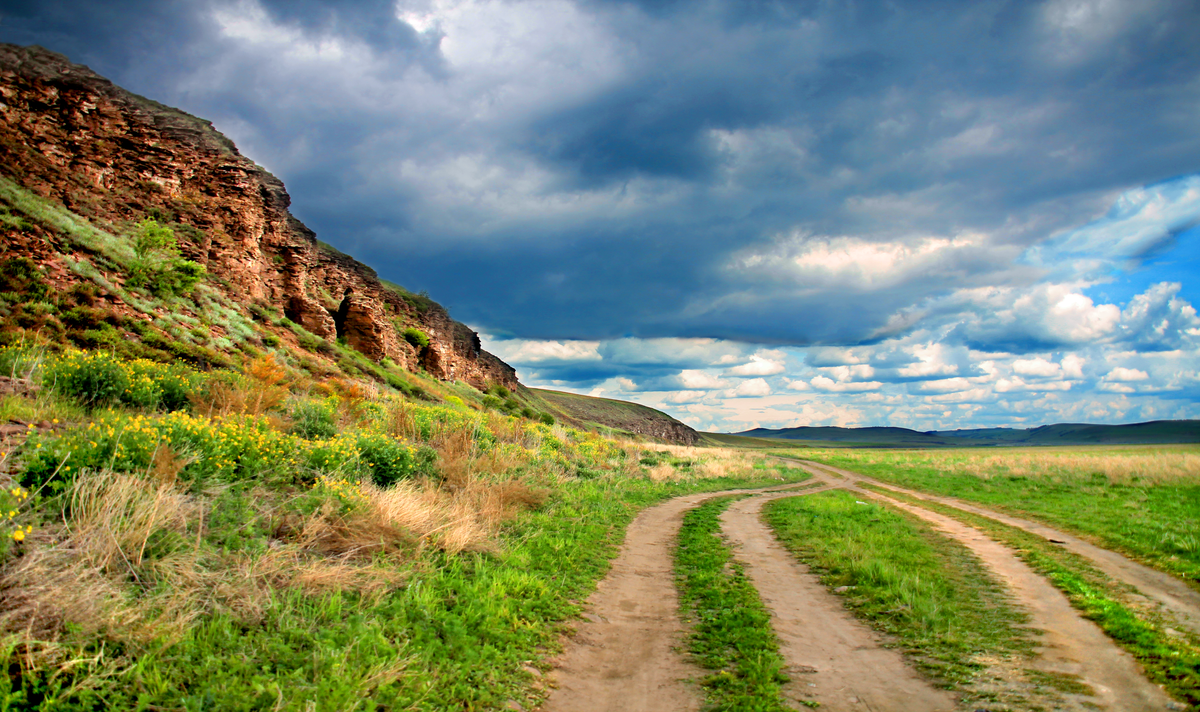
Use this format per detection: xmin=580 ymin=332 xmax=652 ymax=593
xmin=2 ymin=0 xmax=1200 ymax=354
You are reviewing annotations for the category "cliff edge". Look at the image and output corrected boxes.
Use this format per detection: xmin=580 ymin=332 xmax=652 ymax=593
xmin=0 ymin=44 xmax=515 ymax=389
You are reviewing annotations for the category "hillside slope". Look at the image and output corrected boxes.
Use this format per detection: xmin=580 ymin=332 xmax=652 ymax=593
xmin=736 ymin=420 xmax=1200 ymax=447
xmin=526 ymin=387 xmax=700 ymax=445
xmin=0 ymin=44 xmax=514 ymax=389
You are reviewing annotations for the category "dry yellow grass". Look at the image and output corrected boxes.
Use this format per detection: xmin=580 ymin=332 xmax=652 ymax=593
xmin=0 ymin=448 xmax=546 ymax=671
xmin=837 ymin=445 xmax=1200 ymax=485
xmin=634 ymin=442 xmax=778 ymax=482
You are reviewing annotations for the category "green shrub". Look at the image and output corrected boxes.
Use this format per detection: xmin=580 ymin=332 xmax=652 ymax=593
xmin=289 ymin=399 xmax=339 ymax=440
xmin=135 ymin=218 xmax=176 ymax=256
xmin=539 ymin=412 xmax=555 ymax=426
xmin=402 ymin=327 xmax=430 ymax=349
xmin=353 ymin=431 xmax=423 ymax=488
xmin=44 ymin=350 xmax=129 ymax=408
xmin=481 ymin=395 xmax=503 ymax=411
xmin=126 ymin=219 xmax=206 ymax=296
xmin=0 ymin=257 xmax=48 ymax=303
xmin=43 ymin=350 xmax=201 ymax=411
xmin=486 ymin=384 xmax=510 ymax=399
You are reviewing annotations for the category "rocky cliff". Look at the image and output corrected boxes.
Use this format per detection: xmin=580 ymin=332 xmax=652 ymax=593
xmin=0 ymin=44 xmax=516 ymax=389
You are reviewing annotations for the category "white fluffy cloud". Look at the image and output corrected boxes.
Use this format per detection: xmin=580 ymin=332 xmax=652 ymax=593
xmin=1013 ymin=357 xmax=1061 ymax=378
xmin=1105 ymin=367 xmax=1149 ymax=382
xmin=810 ymin=376 xmax=883 ymax=393
xmin=727 ymin=351 xmax=786 ymax=376
xmin=727 ymin=378 xmax=772 ymax=397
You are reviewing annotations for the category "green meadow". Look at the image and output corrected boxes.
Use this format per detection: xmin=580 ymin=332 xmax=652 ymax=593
xmin=789 ymin=445 xmax=1200 ymax=586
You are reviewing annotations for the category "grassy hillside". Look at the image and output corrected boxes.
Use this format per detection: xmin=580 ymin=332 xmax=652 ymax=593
xmin=737 ymin=421 xmax=1200 ymax=447
xmin=0 ymin=344 xmax=806 ymax=710
xmin=525 ymin=387 xmax=700 ymax=444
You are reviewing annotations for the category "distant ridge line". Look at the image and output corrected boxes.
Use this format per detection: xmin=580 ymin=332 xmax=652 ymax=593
xmin=730 ymin=420 xmax=1200 ymax=446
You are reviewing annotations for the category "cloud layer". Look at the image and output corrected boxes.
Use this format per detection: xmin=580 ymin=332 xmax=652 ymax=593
xmin=3 ymin=0 xmax=1198 ymax=430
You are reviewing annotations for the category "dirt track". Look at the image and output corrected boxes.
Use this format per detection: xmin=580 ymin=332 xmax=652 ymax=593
xmin=799 ymin=459 xmax=1200 ymax=636
xmin=543 ymin=482 xmax=816 ymax=712
xmin=543 ymin=464 xmax=1188 ymax=712
xmin=720 ymin=489 xmax=958 ymax=711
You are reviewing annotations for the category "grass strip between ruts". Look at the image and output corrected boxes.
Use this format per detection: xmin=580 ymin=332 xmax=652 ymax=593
xmin=763 ymin=490 xmax=1036 ymax=709
xmin=674 ymin=495 xmax=800 ymax=711
xmin=859 ymin=482 xmax=1200 ymax=709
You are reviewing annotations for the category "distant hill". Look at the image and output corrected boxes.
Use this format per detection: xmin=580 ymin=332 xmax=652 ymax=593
xmin=526 ymin=388 xmax=700 ymax=445
xmin=733 ymin=426 xmax=960 ymax=447
xmin=935 ymin=421 xmax=1200 ymax=445
xmin=732 ymin=420 xmax=1200 ymax=447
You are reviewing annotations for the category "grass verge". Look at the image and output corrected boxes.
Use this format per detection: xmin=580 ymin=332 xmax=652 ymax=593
xmin=860 ymin=483 xmax=1200 ymax=709
xmin=793 ymin=446 xmax=1200 ymax=587
xmin=0 ymin=470 xmax=809 ymax=711
xmin=675 ymin=495 xmax=797 ymax=711
xmin=763 ymin=490 xmax=1035 ymax=708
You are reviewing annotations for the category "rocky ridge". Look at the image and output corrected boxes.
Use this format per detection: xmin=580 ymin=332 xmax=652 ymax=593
xmin=0 ymin=44 xmax=515 ymax=389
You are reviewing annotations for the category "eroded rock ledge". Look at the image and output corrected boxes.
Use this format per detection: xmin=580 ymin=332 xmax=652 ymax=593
xmin=0 ymin=44 xmax=516 ymax=389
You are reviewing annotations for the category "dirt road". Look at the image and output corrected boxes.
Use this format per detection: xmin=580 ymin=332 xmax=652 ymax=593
xmin=543 ymin=464 xmax=1186 ymax=711
xmin=720 ymin=490 xmax=958 ymax=711
xmin=543 ymin=482 xmax=816 ymax=712
xmin=799 ymin=459 xmax=1200 ymax=636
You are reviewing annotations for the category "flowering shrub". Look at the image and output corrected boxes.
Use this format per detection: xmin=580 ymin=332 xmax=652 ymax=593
xmin=0 ymin=482 xmax=32 ymax=558
xmin=43 ymin=349 xmax=202 ymax=410
xmin=310 ymin=475 xmax=369 ymax=515
xmin=352 ymin=430 xmax=434 ymax=487
xmin=20 ymin=411 xmax=434 ymax=491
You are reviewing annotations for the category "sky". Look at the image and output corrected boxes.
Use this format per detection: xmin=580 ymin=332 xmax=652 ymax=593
xmin=3 ymin=0 xmax=1199 ymax=432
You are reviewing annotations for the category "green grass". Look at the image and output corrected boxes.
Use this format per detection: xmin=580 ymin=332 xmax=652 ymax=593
xmin=529 ymin=387 xmax=694 ymax=441
xmin=675 ymin=495 xmax=797 ymax=711
xmin=859 ymin=483 xmax=1200 ymax=709
xmin=0 ymin=355 xmax=813 ymax=712
xmin=763 ymin=490 xmax=1034 ymax=705
xmin=5 ymin=472 xmax=813 ymax=711
xmin=791 ymin=446 xmax=1200 ymax=587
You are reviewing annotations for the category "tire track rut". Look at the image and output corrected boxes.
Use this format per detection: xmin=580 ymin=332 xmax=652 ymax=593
xmin=798 ymin=459 xmax=1200 ymax=636
xmin=720 ymin=489 xmax=958 ymax=711
xmin=542 ymin=481 xmax=816 ymax=712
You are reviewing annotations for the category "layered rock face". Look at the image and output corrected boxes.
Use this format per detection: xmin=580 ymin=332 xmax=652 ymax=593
xmin=0 ymin=44 xmax=516 ymax=389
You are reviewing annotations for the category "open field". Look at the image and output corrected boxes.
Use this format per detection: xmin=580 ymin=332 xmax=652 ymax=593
xmin=786 ymin=445 xmax=1200 ymax=587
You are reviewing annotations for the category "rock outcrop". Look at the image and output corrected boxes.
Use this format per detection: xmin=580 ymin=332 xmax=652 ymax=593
xmin=0 ymin=44 xmax=516 ymax=389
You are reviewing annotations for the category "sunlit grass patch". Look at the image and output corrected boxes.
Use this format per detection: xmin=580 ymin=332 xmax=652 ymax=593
xmin=764 ymin=490 xmax=1035 ymax=706
xmin=793 ymin=445 xmax=1200 ymax=586
xmin=675 ymin=495 xmax=796 ymax=711
xmin=860 ymin=484 xmax=1200 ymax=709
xmin=637 ymin=443 xmax=796 ymax=482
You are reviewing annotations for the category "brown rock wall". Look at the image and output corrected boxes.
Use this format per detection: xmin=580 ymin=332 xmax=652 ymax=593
xmin=0 ymin=44 xmax=516 ymax=390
